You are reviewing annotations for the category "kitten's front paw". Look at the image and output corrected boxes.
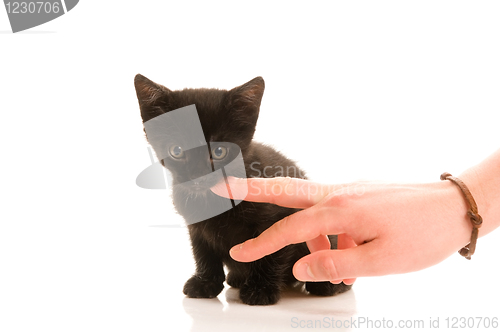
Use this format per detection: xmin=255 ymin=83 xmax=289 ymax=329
xmin=183 ymin=275 xmax=224 ymax=299
xmin=239 ymin=283 xmax=281 ymax=305
xmin=306 ymin=281 xmax=352 ymax=296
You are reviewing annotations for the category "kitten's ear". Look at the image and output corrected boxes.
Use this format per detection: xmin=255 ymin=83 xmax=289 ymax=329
xmin=134 ymin=74 xmax=171 ymax=123
xmin=229 ymin=76 xmax=265 ymax=108
xmin=227 ymin=76 xmax=265 ymax=125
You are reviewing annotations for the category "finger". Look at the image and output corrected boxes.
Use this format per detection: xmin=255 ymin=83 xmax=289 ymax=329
xmin=230 ymin=204 xmax=351 ymax=262
xmin=292 ymin=241 xmax=382 ymax=281
xmin=306 ymin=235 xmax=331 ymax=253
xmin=330 ymin=278 xmax=356 ymax=285
xmin=342 ymin=278 xmax=356 ymax=285
xmin=337 ymin=233 xmax=357 ymax=250
xmin=310 ymin=234 xmax=357 ymax=285
xmin=331 ymin=234 xmax=357 ymax=285
xmin=211 ymin=176 xmax=339 ymax=209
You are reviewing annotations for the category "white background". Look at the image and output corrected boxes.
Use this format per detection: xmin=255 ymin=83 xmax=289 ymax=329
xmin=1 ymin=1 xmax=499 ymax=331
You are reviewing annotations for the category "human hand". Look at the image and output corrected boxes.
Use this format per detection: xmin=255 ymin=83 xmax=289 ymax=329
xmin=211 ymin=177 xmax=475 ymax=283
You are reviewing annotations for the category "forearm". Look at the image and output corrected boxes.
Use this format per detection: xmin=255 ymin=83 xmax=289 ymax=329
xmin=460 ymin=148 xmax=500 ymax=237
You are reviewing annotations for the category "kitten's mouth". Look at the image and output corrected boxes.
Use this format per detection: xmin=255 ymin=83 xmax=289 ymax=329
xmin=179 ymin=174 xmax=222 ymax=193
xmin=191 ymin=184 xmax=208 ymax=192
xmin=181 ymin=179 xmax=214 ymax=193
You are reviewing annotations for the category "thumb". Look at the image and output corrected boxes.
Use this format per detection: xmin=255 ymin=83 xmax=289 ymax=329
xmin=292 ymin=241 xmax=382 ymax=281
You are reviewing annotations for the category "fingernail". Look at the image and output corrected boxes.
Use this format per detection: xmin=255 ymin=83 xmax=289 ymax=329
xmin=295 ymin=262 xmax=315 ymax=280
xmin=210 ymin=180 xmax=228 ymax=196
xmin=230 ymin=243 xmax=243 ymax=256
xmin=211 ymin=177 xmax=247 ymax=200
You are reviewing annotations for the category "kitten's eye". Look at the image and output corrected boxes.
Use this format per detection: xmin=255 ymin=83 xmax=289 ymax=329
xmin=212 ymin=146 xmax=227 ymax=160
xmin=169 ymin=145 xmax=184 ymax=159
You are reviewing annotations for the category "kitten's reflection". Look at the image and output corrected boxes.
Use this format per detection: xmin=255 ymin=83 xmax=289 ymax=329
xmin=183 ymin=284 xmax=357 ymax=332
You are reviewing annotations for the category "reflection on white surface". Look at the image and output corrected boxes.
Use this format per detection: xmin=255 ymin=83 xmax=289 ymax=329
xmin=183 ymin=284 xmax=357 ymax=332
xmin=164 ymin=229 xmax=499 ymax=332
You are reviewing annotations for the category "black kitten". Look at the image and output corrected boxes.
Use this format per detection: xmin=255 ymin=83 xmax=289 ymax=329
xmin=134 ymin=75 xmax=351 ymax=305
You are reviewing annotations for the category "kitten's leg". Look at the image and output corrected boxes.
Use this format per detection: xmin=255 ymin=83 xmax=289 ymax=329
xmin=305 ymin=235 xmax=352 ymax=296
xmin=225 ymin=260 xmax=251 ymax=288
xmin=183 ymin=230 xmax=225 ymax=299
xmin=239 ymin=250 xmax=288 ymax=305
xmin=226 ymin=271 xmax=246 ymax=288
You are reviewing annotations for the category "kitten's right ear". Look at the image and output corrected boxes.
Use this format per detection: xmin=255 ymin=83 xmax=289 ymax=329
xmin=134 ymin=74 xmax=171 ymax=123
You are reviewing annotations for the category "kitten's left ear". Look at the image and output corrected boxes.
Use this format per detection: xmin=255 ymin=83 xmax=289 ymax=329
xmin=227 ymin=77 xmax=265 ymax=123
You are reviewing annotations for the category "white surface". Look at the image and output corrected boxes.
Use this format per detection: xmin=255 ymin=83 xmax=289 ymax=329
xmin=1 ymin=1 xmax=500 ymax=331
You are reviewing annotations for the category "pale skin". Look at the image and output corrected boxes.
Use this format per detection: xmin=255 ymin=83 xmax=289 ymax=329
xmin=211 ymin=149 xmax=500 ymax=285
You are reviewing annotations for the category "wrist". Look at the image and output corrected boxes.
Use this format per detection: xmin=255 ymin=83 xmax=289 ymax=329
xmin=438 ymin=179 xmax=475 ymax=251
xmin=459 ymin=150 xmax=500 ymax=237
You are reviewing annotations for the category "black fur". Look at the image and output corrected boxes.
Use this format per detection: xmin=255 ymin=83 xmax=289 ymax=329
xmin=135 ymin=75 xmax=351 ymax=305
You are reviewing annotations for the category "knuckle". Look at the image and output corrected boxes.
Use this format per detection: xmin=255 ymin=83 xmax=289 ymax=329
xmin=323 ymin=182 xmax=367 ymax=207
xmin=316 ymin=255 xmax=339 ymax=280
xmin=275 ymin=215 xmax=290 ymax=233
xmin=324 ymin=192 xmax=353 ymax=208
xmin=322 ymin=182 xmax=368 ymax=207
xmin=278 ymin=176 xmax=294 ymax=186
xmin=273 ymin=176 xmax=293 ymax=190
xmin=267 ymin=177 xmax=294 ymax=204
xmin=281 ymin=177 xmax=295 ymax=197
xmin=274 ymin=216 xmax=292 ymax=245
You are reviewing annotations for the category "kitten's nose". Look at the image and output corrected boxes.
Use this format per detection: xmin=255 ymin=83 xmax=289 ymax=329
xmin=191 ymin=177 xmax=208 ymax=186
